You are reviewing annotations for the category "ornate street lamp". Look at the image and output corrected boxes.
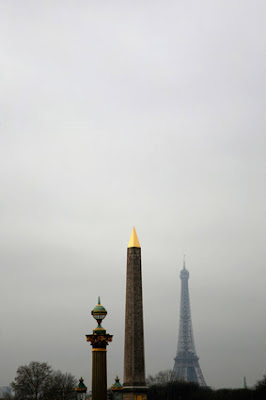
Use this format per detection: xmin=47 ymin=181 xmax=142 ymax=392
xmin=75 ymin=377 xmax=87 ymax=400
xmin=86 ymin=297 xmax=113 ymax=400
xmin=111 ymin=376 xmax=123 ymax=400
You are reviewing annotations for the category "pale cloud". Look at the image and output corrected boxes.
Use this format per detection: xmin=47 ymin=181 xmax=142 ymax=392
xmin=1 ymin=0 xmax=265 ymax=390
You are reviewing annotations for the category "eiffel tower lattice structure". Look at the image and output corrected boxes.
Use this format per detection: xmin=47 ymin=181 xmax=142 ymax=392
xmin=172 ymin=259 xmax=206 ymax=387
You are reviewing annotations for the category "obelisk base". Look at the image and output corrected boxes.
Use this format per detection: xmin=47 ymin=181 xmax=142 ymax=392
xmin=122 ymin=386 xmax=148 ymax=400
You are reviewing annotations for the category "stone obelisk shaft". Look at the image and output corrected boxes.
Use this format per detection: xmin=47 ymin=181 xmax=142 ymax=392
xmin=124 ymin=228 xmax=146 ymax=387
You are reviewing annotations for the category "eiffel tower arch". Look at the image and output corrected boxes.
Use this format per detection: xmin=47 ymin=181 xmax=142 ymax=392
xmin=173 ymin=259 xmax=206 ymax=387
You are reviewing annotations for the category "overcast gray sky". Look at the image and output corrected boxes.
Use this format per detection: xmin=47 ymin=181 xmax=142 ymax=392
xmin=1 ymin=0 xmax=266 ymax=391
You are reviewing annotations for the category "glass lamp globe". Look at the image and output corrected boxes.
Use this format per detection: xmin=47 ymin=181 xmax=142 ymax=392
xmin=91 ymin=297 xmax=107 ymax=331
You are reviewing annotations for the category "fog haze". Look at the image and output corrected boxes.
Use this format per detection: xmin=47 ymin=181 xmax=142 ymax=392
xmin=1 ymin=0 xmax=266 ymax=390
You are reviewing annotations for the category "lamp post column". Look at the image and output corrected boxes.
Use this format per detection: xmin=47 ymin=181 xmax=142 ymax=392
xmin=86 ymin=297 xmax=113 ymax=400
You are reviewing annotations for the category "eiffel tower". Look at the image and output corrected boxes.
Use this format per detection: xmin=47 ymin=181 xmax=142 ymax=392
xmin=173 ymin=258 xmax=206 ymax=386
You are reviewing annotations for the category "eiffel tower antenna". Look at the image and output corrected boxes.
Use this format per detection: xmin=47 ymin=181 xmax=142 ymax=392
xmin=173 ymin=259 xmax=206 ymax=386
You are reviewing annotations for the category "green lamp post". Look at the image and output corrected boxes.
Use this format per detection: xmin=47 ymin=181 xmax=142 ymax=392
xmin=75 ymin=377 xmax=87 ymax=400
xmin=86 ymin=297 xmax=113 ymax=400
xmin=111 ymin=376 xmax=123 ymax=400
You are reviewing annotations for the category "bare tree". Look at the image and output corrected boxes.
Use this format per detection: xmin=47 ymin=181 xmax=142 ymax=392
xmin=2 ymin=393 xmax=13 ymax=400
xmin=11 ymin=361 xmax=53 ymax=400
xmin=11 ymin=362 xmax=76 ymax=400
xmin=255 ymin=374 xmax=266 ymax=397
xmin=46 ymin=371 xmax=76 ymax=400
xmin=146 ymin=370 xmax=173 ymax=386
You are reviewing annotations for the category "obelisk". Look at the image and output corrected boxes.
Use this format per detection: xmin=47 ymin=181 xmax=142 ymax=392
xmin=123 ymin=227 xmax=147 ymax=400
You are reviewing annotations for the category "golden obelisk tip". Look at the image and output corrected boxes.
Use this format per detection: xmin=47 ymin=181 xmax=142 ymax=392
xmin=128 ymin=227 xmax=141 ymax=248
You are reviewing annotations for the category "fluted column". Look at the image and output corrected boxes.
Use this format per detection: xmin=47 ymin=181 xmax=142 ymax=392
xmin=86 ymin=298 xmax=113 ymax=400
